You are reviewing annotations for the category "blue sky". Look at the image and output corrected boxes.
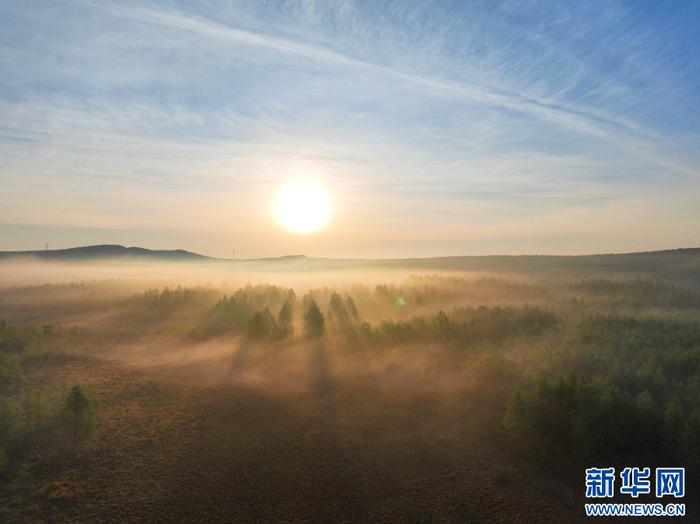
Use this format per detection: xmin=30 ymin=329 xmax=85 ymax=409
xmin=1 ymin=0 xmax=698 ymax=258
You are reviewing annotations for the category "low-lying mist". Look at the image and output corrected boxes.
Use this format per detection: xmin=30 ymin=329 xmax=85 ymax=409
xmin=1 ymin=254 xmax=700 ymax=520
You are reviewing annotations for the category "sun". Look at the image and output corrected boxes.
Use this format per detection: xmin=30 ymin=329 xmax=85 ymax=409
xmin=274 ymin=181 xmax=331 ymax=234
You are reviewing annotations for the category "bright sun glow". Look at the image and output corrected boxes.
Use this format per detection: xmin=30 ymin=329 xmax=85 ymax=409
xmin=274 ymin=181 xmax=331 ymax=234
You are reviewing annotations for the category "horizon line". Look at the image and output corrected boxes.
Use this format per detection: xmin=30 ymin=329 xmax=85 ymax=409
xmin=1 ymin=243 xmax=699 ymax=261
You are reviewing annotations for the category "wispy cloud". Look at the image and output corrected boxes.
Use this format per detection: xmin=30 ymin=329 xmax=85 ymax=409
xmin=69 ymin=0 xmax=699 ymax=182
xmin=1 ymin=0 xmax=698 ymax=256
xmin=83 ymin=0 xmax=661 ymax=145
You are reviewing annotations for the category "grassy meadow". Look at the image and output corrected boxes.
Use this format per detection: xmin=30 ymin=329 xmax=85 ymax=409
xmin=0 ymin=249 xmax=699 ymax=521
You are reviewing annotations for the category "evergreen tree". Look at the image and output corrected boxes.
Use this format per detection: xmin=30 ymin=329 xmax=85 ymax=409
xmin=62 ymin=385 xmax=96 ymax=446
xmin=277 ymin=300 xmax=293 ymax=337
xmin=304 ymin=300 xmax=325 ymax=338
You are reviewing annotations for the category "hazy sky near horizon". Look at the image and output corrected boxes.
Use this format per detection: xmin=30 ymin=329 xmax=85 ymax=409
xmin=1 ymin=0 xmax=699 ymax=258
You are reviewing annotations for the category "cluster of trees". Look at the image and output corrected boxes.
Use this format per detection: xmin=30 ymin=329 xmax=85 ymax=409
xmin=124 ymin=287 xmax=214 ymax=321
xmin=364 ymin=306 xmax=558 ymax=348
xmin=0 ymin=320 xmax=95 ymax=475
xmin=194 ymin=286 xmax=339 ymax=341
xmin=243 ymin=292 xmax=364 ymax=341
xmin=116 ymin=279 xmax=700 ymax=489
xmin=192 ymin=286 xmax=559 ymax=351
xmin=0 ymin=385 xmax=97 ymax=475
xmin=569 ymin=278 xmax=700 ymax=310
xmin=0 ymin=321 xmax=61 ymax=390
xmin=241 ymin=295 xmax=337 ymax=341
xmin=403 ymin=275 xmax=549 ymax=304
xmin=244 ymin=301 xmax=294 ymax=340
xmin=504 ymin=314 xmax=700 ymax=481
xmin=195 ymin=286 xmax=296 ymax=338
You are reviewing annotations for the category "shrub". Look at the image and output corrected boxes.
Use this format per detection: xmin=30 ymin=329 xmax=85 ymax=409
xmin=21 ymin=391 xmax=51 ymax=430
xmin=0 ymin=321 xmax=40 ymax=353
xmin=0 ymin=396 xmax=16 ymax=444
xmin=0 ymin=354 xmax=27 ymax=390
xmin=0 ymin=446 xmax=7 ymax=473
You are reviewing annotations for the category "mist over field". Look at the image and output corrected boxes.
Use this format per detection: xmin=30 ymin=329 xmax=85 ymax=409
xmin=2 ymin=0 xmax=699 ymax=520
xmin=0 ymin=249 xmax=698 ymax=521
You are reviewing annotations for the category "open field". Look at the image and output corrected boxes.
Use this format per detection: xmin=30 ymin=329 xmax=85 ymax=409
xmin=4 ymin=0 xmax=699 ymax=520
xmin=1 ymin=248 xmax=699 ymax=522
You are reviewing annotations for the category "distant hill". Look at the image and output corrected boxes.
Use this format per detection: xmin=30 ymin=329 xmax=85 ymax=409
xmin=0 ymin=244 xmax=206 ymax=261
xmin=1 ymin=245 xmax=699 ymax=285
xmin=1 ymin=244 xmax=699 ymax=266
